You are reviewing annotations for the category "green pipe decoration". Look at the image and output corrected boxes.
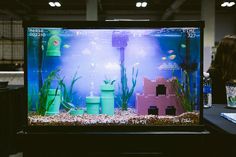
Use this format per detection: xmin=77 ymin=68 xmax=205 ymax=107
xmin=37 ymin=69 xmax=61 ymax=115
xmin=46 ymin=30 xmax=61 ymax=56
xmin=86 ymin=96 xmax=100 ymax=115
xmin=100 ymin=79 xmax=115 ymax=115
xmin=45 ymin=89 xmax=61 ymax=116
xmin=69 ymin=108 xmax=84 ymax=116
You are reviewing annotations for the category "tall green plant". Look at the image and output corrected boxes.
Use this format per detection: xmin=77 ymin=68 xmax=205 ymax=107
xmin=171 ymin=71 xmax=195 ymax=112
xmin=38 ymin=69 xmax=60 ymax=115
xmin=28 ymin=92 xmax=33 ymax=112
xmin=59 ymin=71 xmax=81 ymax=111
xmin=28 ymin=86 xmax=37 ymax=112
xmin=118 ymin=65 xmax=138 ymax=110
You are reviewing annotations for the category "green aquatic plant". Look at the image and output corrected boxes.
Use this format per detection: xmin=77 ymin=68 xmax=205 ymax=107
xmin=28 ymin=93 xmax=33 ymax=112
xmin=28 ymin=86 xmax=37 ymax=111
xmin=37 ymin=69 xmax=60 ymax=115
xmin=118 ymin=65 xmax=138 ymax=110
xmin=59 ymin=71 xmax=81 ymax=111
xmin=171 ymin=71 xmax=195 ymax=112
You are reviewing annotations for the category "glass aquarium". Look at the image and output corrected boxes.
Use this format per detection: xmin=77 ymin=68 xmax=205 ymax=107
xmin=25 ymin=21 xmax=203 ymax=129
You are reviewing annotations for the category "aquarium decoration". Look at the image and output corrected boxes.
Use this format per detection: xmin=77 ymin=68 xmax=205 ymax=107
xmin=45 ymin=89 xmax=61 ymax=115
xmin=112 ymin=31 xmax=138 ymax=111
xmin=28 ymin=94 xmax=32 ymax=111
xmin=120 ymin=66 xmax=138 ymax=110
xmin=148 ymin=106 xmax=159 ymax=115
xmin=59 ymin=71 xmax=81 ymax=111
xmin=100 ymin=78 xmax=116 ymax=115
xmin=103 ymin=78 xmax=116 ymax=85
xmin=69 ymin=108 xmax=84 ymax=116
xmin=46 ymin=29 xmax=61 ymax=56
xmin=28 ymin=86 xmax=37 ymax=111
xmin=27 ymin=24 xmax=202 ymax=127
xmin=165 ymin=106 xmax=176 ymax=116
xmin=86 ymin=96 xmax=100 ymax=115
xmin=156 ymin=84 xmax=166 ymax=96
xmin=136 ymin=77 xmax=184 ymax=115
xmin=171 ymin=72 xmax=195 ymax=112
xmin=37 ymin=69 xmax=61 ymax=116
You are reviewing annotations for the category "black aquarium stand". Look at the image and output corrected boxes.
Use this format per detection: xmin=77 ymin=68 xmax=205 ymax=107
xmin=0 ymin=85 xmax=24 ymax=157
xmin=17 ymin=129 xmax=213 ymax=157
xmin=18 ymin=129 xmax=236 ymax=157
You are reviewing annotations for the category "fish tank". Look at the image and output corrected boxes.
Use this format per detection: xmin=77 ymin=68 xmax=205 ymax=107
xmin=24 ymin=21 xmax=204 ymax=131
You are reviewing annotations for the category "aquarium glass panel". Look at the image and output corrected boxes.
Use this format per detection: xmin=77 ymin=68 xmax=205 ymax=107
xmin=27 ymin=27 xmax=201 ymax=126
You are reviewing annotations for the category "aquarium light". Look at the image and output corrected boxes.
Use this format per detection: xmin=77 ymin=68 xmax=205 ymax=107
xmin=221 ymin=1 xmax=235 ymax=7
xmin=136 ymin=1 xmax=148 ymax=8
xmin=48 ymin=1 xmax=61 ymax=7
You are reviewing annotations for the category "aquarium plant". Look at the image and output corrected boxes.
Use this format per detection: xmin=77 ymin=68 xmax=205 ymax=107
xmin=103 ymin=78 xmax=116 ymax=85
xmin=171 ymin=71 xmax=195 ymax=112
xmin=119 ymin=66 xmax=138 ymax=110
xmin=112 ymin=31 xmax=137 ymax=111
xmin=28 ymin=93 xmax=33 ymax=112
xmin=28 ymin=86 xmax=37 ymax=112
xmin=59 ymin=71 xmax=81 ymax=111
xmin=100 ymin=78 xmax=116 ymax=115
xmin=37 ymin=69 xmax=61 ymax=116
xmin=46 ymin=29 xmax=61 ymax=56
xmin=28 ymin=86 xmax=33 ymax=112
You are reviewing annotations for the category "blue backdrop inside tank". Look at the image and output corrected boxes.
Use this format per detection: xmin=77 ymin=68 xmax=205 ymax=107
xmin=27 ymin=27 xmax=201 ymax=110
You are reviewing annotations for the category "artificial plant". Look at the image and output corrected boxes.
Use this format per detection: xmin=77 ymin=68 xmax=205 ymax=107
xmin=28 ymin=86 xmax=37 ymax=112
xmin=28 ymin=91 xmax=33 ymax=112
xmin=104 ymin=77 xmax=116 ymax=85
xmin=118 ymin=65 xmax=138 ymax=110
xmin=171 ymin=71 xmax=195 ymax=112
xmin=59 ymin=71 xmax=81 ymax=111
xmin=37 ymin=69 xmax=60 ymax=115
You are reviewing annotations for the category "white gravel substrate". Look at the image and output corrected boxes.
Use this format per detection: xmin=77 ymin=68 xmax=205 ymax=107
xmin=28 ymin=108 xmax=200 ymax=126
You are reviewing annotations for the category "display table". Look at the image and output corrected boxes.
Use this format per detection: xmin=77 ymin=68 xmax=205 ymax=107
xmin=204 ymin=104 xmax=236 ymax=134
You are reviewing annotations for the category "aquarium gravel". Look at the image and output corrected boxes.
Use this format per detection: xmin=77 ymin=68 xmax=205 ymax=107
xmin=28 ymin=108 xmax=199 ymax=126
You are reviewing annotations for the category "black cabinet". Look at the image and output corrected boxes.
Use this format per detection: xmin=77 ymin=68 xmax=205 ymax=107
xmin=0 ymin=86 xmax=24 ymax=157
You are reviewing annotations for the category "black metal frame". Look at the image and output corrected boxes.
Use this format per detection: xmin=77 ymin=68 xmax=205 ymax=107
xmin=23 ymin=20 xmax=205 ymax=133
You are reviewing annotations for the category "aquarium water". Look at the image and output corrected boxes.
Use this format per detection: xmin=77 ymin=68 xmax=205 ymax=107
xmin=27 ymin=27 xmax=201 ymax=126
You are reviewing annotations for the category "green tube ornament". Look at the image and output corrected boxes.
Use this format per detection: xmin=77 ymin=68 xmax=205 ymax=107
xmin=45 ymin=89 xmax=61 ymax=116
xmin=46 ymin=30 xmax=61 ymax=56
xmin=86 ymin=96 xmax=100 ymax=115
xmin=100 ymin=83 xmax=115 ymax=115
